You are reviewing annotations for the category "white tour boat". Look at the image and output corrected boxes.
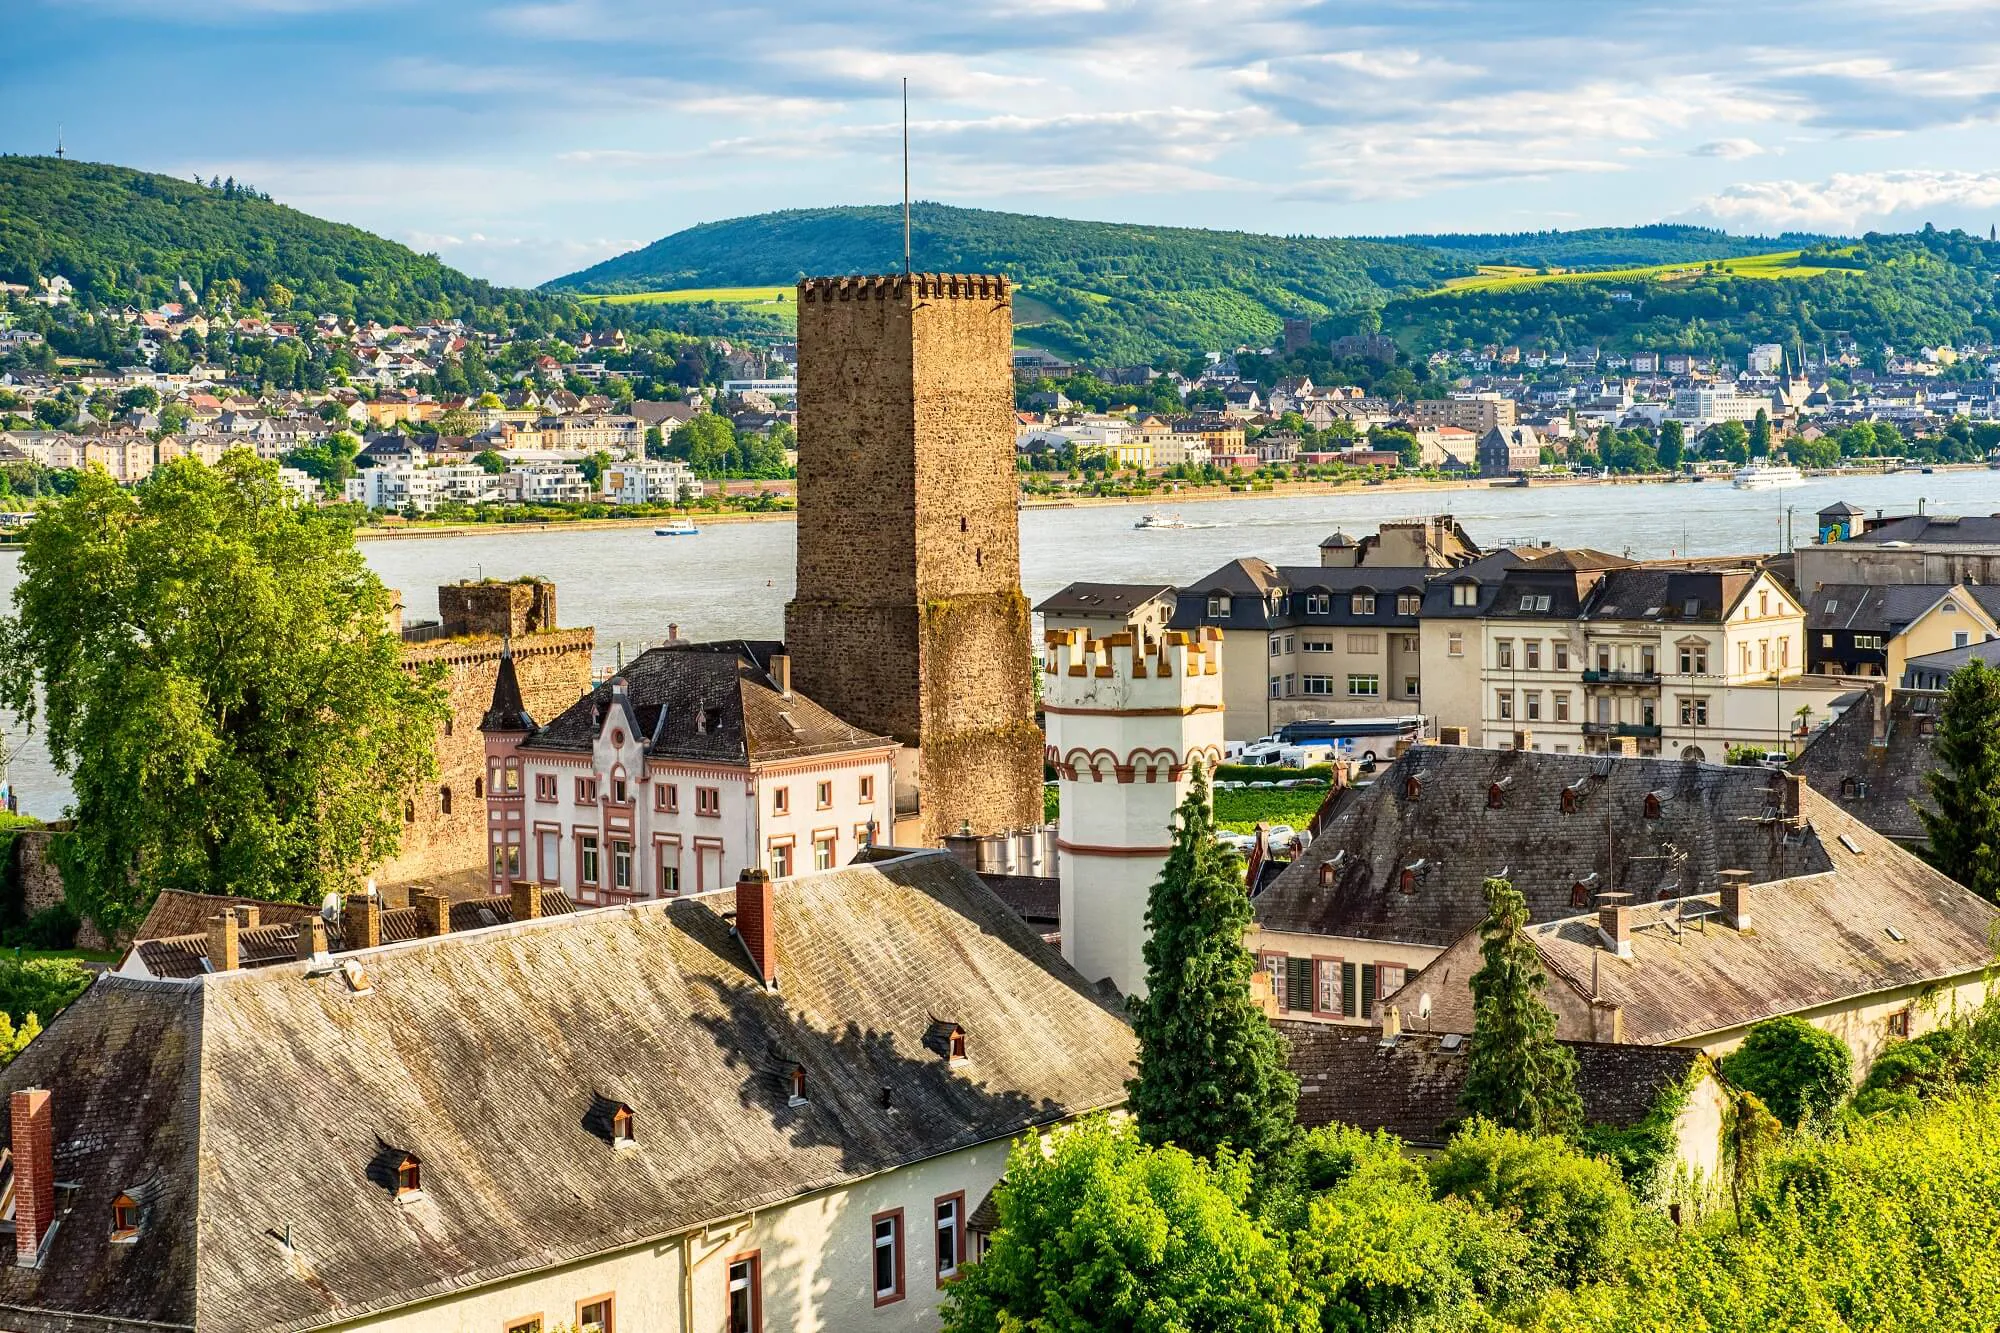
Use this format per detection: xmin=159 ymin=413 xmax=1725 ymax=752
xmin=1732 ymin=463 xmax=1802 ymax=490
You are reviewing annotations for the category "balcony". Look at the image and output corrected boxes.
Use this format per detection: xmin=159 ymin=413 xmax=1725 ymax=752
xmin=1581 ymin=668 xmax=1660 ymax=686
xmin=1581 ymin=721 xmax=1663 ymax=739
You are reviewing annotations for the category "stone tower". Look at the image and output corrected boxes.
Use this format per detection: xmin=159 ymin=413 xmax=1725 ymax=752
xmin=786 ymin=273 xmax=1042 ymax=843
xmin=1043 ymin=626 xmax=1225 ymax=998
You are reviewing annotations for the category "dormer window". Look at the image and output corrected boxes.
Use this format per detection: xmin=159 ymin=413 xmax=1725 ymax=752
xmin=1487 ymin=779 xmax=1510 ymax=810
xmin=787 ymin=1063 xmax=808 ymax=1106
xmin=611 ymin=1104 xmax=635 ymax=1146
xmin=1452 ymin=581 xmax=1478 ymax=607
xmin=111 ymin=1193 xmax=140 ymax=1242
xmin=1404 ymin=776 xmax=1422 ymax=801
xmin=1399 ymin=867 xmax=1417 ymax=894
xmin=394 ymin=1153 xmax=422 ymax=1198
xmin=1643 ymin=792 xmax=1664 ymax=819
xmin=1318 ymin=862 xmax=1335 ymax=888
xmin=948 ymin=1026 xmax=968 ymax=1064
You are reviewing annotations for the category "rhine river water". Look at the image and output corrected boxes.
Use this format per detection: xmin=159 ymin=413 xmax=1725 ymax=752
xmin=3 ymin=469 xmax=1994 ymax=817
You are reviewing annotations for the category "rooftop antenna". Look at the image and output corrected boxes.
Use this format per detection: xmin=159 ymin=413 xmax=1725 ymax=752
xmin=55 ymin=125 xmax=64 ymax=161
xmin=901 ymin=77 xmax=912 ymax=277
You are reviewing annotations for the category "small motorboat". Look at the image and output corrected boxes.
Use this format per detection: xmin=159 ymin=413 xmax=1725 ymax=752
xmin=653 ymin=517 xmax=700 ymax=536
xmin=1134 ymin=512 xmax=1189 ymax=530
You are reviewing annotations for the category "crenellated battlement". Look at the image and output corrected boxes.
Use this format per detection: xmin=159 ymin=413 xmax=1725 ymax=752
xmin=1042 ymin=626 xmax=1221 ymax=711
xmin=798 ymin=273 xmax=1011 ymax=304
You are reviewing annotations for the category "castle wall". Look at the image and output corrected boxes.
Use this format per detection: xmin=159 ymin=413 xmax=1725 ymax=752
xmin=376 ymin=626 xmax=596 ymax=892
xmin=786 ymin=274 xmax=1041 ymax=842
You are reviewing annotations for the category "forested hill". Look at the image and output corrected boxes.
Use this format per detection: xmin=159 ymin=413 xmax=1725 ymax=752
xmin=1370 ymin=224 xmax=1833 ymax=269
xmin=545 ymin=203 xmax=1474 ymax=364
xmin=0 ymin=156 xmax=576 ymax=328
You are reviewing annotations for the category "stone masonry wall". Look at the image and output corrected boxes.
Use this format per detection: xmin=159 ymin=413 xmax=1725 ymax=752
xmin=786 ymin=274 xmax=1042 ymax=842
xmin=374 ymin=626 xmax=596 ymax=891
xmin=438 ymin=580 xmax=560 ymax=640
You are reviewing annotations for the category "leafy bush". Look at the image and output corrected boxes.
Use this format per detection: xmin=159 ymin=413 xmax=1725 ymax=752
xmin=2 ymin=902 xmax=79 ymax=951
xmin=1427 ymin=1119 xmax=1649 ymax=1292
xmin=0 ymin=956 xmax=92 ymax=1027
xmin=1213 ymin=787 xmax=1325 ymax=834
xmin=1718 ymin=1017 xmax=1853 ymax=1129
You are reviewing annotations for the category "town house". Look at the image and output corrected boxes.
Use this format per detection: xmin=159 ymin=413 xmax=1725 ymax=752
xmin=482 ymin=640 xmax=898 ymax=902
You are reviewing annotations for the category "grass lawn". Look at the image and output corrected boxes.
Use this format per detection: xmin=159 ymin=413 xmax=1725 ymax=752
xmin=578 ymin=286 xmax=794 ymax=307
xmin=1432 ymin=250 xmax=1851 ymax=295
xmin=4 ymin=947 xmax=120 ymax=965
xmin=1212 ymin=786 xmax=1325 ymax=834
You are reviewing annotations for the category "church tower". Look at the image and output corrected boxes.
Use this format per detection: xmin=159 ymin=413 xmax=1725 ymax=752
xmin=1043 ymin=627 xmax=1225 ymax=997
xmin=785 ymin=273 xmax=1042 ymax=843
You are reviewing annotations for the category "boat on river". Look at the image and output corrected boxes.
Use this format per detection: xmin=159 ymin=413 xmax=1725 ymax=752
xmin=1732 ymin=463 xmax=1802 ymax=490
xmin=1134 ymin=513 xmax=1189 ymax=530
xmin=653 ymin=517 xmax=700 ymax=536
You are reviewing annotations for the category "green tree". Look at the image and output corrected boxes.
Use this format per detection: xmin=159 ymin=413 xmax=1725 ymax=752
xmin=1127 ymin=766 xmax=1298 ymax=1164
xmin=0 ymin=455 xmax=448 ymax=933
xmin=433 ymin=407 xmax=478 ymax=438
xmin=1459 ymin=876 xmax=1582 ymax=1135
xmin=1427 ymin=1120 xmax=1642 ymax=1290
xmin=1718 ymin=1016 xmax=1852 ymax=1130
xmin=1749 ymin=408 xmax=1772 ymax=458
xmin=1719 ymin=1087 xmax=1780 ymax=1229
xmin=473 ymin=449 xmax=506 ymax=475
xmin=0 ymin=956 xmax=92 ymax=1028
xmin=1704 ymin=420 xmax=1750 ymax=464
xmin=1918 ymin=658 xmax=2000 ymax=902
xmin=1658 ymin=419 xmax=1685 ymax=470
xmin=940 ymin=1118 xmax=1318 ymax=1333
xmin=282 ymin=431 xmax=361 ymax=496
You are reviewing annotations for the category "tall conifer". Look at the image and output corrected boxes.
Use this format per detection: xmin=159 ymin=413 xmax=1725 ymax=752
xmin=1919 ymin=659 xmax=2000 ymax=902
xmin=1459 ymin=876 xmax=1582 ymax=1135
xmin=1127 ymin=764 xmax=1297 ymax=1164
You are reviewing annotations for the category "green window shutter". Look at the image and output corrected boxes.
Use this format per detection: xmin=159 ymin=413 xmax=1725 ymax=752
xmin=1360 ymin=964 xmax=1376 ymax=1020
xmin=1286 ymin=957 xmax=1314 ymax=1013
xmin=1341 ymin=961 xmax=1358 ymax=1018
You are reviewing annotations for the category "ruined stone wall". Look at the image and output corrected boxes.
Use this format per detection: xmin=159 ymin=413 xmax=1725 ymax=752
xmin=786 ymin=274 xmax=1042 ymax=842
xmin=438 ymin=580 xmax=560 ymax=640
xmin=375 ymin=627 xmax=596 ymax=890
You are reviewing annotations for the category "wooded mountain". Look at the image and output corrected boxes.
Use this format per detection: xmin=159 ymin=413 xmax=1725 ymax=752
xmin=545 ymin=203 xmax=1473 ymax=364
xmin=1367 ymin=224 xmax=1832 ymax=269
xmin=0 ymin=156 xmax=576 ymax=329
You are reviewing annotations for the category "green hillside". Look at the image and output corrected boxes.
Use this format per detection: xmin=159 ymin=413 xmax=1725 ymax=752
xmin=545 ymin=203 xmax=1473 ymax=364
xmin=1380 ymin=231 xmax=2000 ymax=360
xmin=1371 ymin=223 xmax=1833 ymax=269
xmin=0 ymin=156 xmax=574 ymax=328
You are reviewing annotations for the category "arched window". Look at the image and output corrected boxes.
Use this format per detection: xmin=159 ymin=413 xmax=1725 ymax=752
xmin=439 ymin=787 xmax=453 ymax=816
xmin=473 ymin=776 xmax=485 ymax=799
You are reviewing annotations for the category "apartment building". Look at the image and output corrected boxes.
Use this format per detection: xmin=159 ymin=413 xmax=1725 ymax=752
xmin=1804 ymin=583 xmax=2000 ymax=678
xmin=601 ymin=458 xmax=704 ymax=506
xmin=1407 ymin=394 xmax=1516 ymax=435
xmin=1171 ymin=558 xmax=1428 ymax=742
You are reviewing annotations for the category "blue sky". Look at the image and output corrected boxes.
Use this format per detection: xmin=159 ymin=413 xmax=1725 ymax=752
xmin=8 ymin=0 xmax=2000 ymax=287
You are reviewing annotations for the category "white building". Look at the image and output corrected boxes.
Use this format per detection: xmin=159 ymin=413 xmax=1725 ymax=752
xmin=501 ymin=461 xmax=593 ymax=505
xmin=1670 ymin=385 xmax=1771 ymax=430
xmin=721 ymin=377 xmax=798 ymax=396
xmin=1748 ymin=343 xmax=1785 ymax=375
xmin=601 ymin=458 xmax=704 ymax=506
xmin=1043 ymin=626 xmax=1225 ymax=997
xmin=344 ymin=463 xmax=500 ymax=513
xmin=482 ymin=641 xmax=899 ymax=902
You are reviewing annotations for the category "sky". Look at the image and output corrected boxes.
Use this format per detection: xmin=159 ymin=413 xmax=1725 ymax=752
xmin=8 ymin=0 xmax=2000 ymax=288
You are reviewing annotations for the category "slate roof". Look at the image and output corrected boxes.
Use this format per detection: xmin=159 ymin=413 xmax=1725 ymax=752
xmin=1789 ymin=691 xmax=1936 ymax=843
xmin=1399 ymin=789 xmax=2000 ymax=1044
xmin=1172 ymin=563 xmax=1431 ymax=632
xmin=132 ymin=891 xmax=320 ymax=944
xmin=478 ymin=643 xmax=535 ymax=733
xmin=1902 ymin=637 xmax=2000 ymax=686
xmin=1421 ymin=548 xmax=1631 ymax=621
xmin=126 ymin=889 xmax=576 ymax=980
xmin=0 ymin=853 xmax=1134 ymax=1333
xmin=1034 ymin=582 xmax=1175 ymax=619
xmin=1583 ymin=566 xmax=1760 ymax=623
xmin=1257 ymin=747 xmax=1835 ymax=948
xmin=1801 ymin=583 xmax=1997 ymax=633
xmin=1282 ymin=1024 xmax=1700 ymax=1147
xmin=1841 ymin=513 xmax=2000 ymax=546
xmin=517 ymin=641 xmax=890 ymax=765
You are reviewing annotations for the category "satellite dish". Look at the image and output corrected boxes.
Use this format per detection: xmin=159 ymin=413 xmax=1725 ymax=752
xmin=1418 ymin=992 xmax=1433 ymax=1020
xmin=320 ymin=891 xmax=342 ymax=923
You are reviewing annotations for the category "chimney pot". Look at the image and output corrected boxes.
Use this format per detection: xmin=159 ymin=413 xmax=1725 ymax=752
xmin=296 ymin=919 xmax=328 ymax=961
xmin=414 ymin=891 xmax=451 ymax=938
xmin=510 ymin=881 xmax=541 ymax=922
xmin=1597 ymin=901 xmax=1632 ymax=958
xmin=343 ymin=891 xmax=382 ymax=950
xmin=233 ymin=904 xmax=259 ymax=929
xmin=207 ymin=912 xmax=241 ymax=972
xmin=1781 ymin=772 xmax=1807 ymax=829
xmin=1719 ymin=869 xmax=1753 ymax=931
xmin=10 ymin=1088 xmax=54 ymax=1267
xmin=771 ymin=652 xmax=792 ymax=697
xmin=1381 ymin=1004 xmax=1402 ymax=1039
xmin=736 ymin=867 xmax=776 ymax=988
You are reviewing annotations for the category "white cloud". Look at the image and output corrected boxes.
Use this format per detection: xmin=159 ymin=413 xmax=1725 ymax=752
xmin=1690 ymin=169 xmax=2000 ymax=230
xmin=1692 ymin=138 xmax=1769 ymax=160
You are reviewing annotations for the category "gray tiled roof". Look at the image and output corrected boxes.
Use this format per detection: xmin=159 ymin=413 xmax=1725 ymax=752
xmin=1803 ymin=583 xmax=1960 ymax=633
xmin=0 ymin=853 xmax=1134 ymax=1333
xmin=1789 ymin=691 xmax=1936 ymax=843
xmin=1283 ymin=1024 xmax=1699 ymax=1147
xmin=1258 ymin=747 xmax=1833 ymax=948
xmin=1034 ymin=582 xmax=1175 ymax=617
xmin=520 ymin=641 xmax=889 ymax=764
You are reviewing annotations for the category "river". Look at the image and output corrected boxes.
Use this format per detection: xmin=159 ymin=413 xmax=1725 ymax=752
xmin=3 ymin=469 xmax=1991 ymax=817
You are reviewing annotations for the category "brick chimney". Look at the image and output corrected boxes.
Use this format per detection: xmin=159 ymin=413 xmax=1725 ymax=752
xmin=510 ymin=881 xmax=541 ymax=922
xmin=1868 ymin=681 xmax=1890 ymax=760
xmin=207 ymin=912 xmax=240 ymax=972
xmin=736 ymin=867 xmax=776 ymax=988
xmin=1597 ymin=898 xmax=1632 ymax=958
xmin=1512 ymin=729 xmax=1533 ymax=752
xmin=414 ymin=891 xmax=451 ymax=938
xmin=11 ymin=1088 xmax=54 ymax=1266
xmin=233 ymin=904 xmax=259 ymax=929
xmin=343 ymin=889 xmax=382 ymax=951
xmin=1780 ymin=772 xmax=1807 ymax=829
xmin=296 ymin=918 xmax=328 ymax=960
xmin=1719 ymin=868 xmax=1753 ymax=931
xmin=770 ymin=652 xmax=792 ymax=697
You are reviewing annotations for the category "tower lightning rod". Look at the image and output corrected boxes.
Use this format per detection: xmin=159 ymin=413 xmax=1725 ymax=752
xmin=902 ymin=77 xmax=912 ymax=277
